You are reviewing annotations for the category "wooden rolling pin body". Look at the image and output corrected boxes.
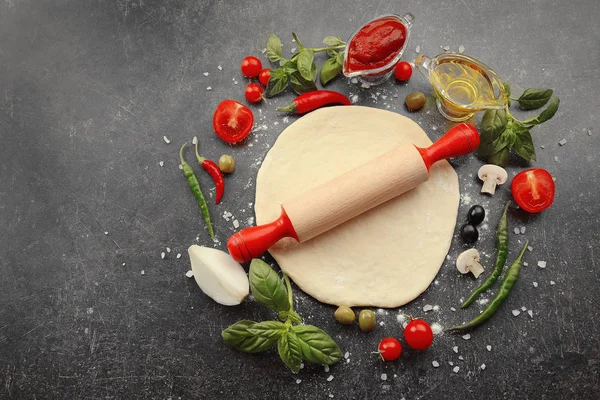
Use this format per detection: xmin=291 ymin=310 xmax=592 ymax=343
xmin=284 ymin=145 xmax=427 ymax=242
xmin=227 ymin=122 xmax=480 ymax=263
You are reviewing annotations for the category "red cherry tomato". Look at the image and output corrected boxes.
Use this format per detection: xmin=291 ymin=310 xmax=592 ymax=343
xmin=240 ymin=56 xmax=262 ymax=78
xmin=259 ymin=68 xmax=271 ymax=86
xmin=212 ymin=100 xmax=254 ymax=144
xmin=511 ymin=168 xmax=555 ymax=213
xmin=378 ymin=337 xmax=402 ymax=361
xmin=244 ymin=83 xmax=264 ymax=103
xmin=404 ymin=318 xmax=433 ymax=350
xmin=394 ymin=61 xmax=412 ymax=81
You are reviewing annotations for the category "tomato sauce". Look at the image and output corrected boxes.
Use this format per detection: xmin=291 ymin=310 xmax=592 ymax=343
xmin=345 ymin=18 xmax=407 ymax=72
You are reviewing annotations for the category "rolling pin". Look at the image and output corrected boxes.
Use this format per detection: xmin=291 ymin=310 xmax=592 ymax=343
xmin=228 ymin=123 xmax=479 ymax=263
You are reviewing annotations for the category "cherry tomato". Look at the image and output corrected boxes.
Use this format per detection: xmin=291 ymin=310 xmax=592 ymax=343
xmin=212 ymin=100 xmax=254 ymax=144
xmin=404 ymin=318 xmax=433 ymax=350
xmin=511 ymin=168 xmax=555 ymax=213
xmin=394 ymin=61 xmax=412 ymax=82
xmin=378 ymin=337 xmax=402 ymax=361
xmin=245 ymin=83 xmax=264 ymax=103
xmin=240 ymin=56 xmax=262 ymax=78
xmin=259 ymin=68 xmax=271 ymax=86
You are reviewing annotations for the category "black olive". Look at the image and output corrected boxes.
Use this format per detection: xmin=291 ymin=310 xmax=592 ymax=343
xmin=467 ymin=205 xmax=485 ymax=225
xmin=460 ymin=223 xmax=479 ymax=243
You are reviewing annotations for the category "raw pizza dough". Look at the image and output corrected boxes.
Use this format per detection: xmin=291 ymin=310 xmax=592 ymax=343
xmin=255 ymin=106 xmax=459 ymax=307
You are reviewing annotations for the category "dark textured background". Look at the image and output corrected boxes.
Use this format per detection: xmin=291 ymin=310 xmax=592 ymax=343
xmin=1 ymin=0 xmax=599 ymax=399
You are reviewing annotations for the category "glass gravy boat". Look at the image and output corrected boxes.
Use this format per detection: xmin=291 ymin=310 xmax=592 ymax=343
xmin=414 ymin=53 xmax=507 ymax=121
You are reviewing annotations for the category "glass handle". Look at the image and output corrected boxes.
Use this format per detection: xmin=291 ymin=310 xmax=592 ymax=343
xmin=414 ymin=55 xmax=432 ymax=78
xmin=402 ymin=13 xmax=415 ymax=27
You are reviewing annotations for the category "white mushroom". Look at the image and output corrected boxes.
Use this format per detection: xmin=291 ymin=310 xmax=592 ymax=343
xmin=188 ymin=245 xmax=249 ymax=306
xmin=456 ymin=249 xmax=485 ymax=279
xmin=478 ymin=164 xmax=508 ymax=195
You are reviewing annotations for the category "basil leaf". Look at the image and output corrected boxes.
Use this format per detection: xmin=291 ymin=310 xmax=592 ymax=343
xmin=522 ymin=96 xmax=560 ymax=126
xmin=278 ymin=331 xmax=302 ymax=373
xmin=282 ymin=60 xmax=297 ymax=75
xmin=265 ymin=68 xmax=289 ymax=98
xmin=481 ymin=108 xmax=508 ymax=140
xmin=336 ymin=51 xmax=344 ymax=65
xmin=291 ymin=32 xmax=304 ymax=50
xmin=249 ymin=259 xmax=290 ymax=312
xmin=327 ymin=49 xmax=338 ymax=58
xmin=289 ymin=72 xmax=318 ymax=94
xmin=323 ymin=35 xmax=343 ymax=47
xmin=487 ymin=147 xmax=510 ymax=167
xmin=513 ymin=128 xmax=536 ymax=162
xmin=310 ymin=61 xmax=318 ymax=82
xmin=279 ymin=310 xmax=302 ymax=323
xmin=292 ymin=325 xmax=342 ymax=365
xmin=297 ymin=48 xmax=314 ymax=81
xmin=222 ymin=320 xmax=278 ymax=353
xmin=475 ymin=133 xmax=498 ymax=157
xmin=246 ymin=321 xmax=287 ymax=339
xmin=320 ymin=57 xmax=342 ymax=85
xmin=267 ymin=33 xmax=284 ymax=63
xmin=503 ymin=82 xmax=511 ymax=98
xmin=517 ymin=88 xmax=553 ymax=110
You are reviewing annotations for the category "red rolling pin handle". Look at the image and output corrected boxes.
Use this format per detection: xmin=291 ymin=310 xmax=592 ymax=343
xmin=227 ymin=207 xmax=299 ymax=263
xmin=227 ymin=123 xmax=480 ymax=263
xmin=416 ymin=123 xmax=480 ymax=171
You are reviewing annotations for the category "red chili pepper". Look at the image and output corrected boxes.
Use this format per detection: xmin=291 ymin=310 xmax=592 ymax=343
xmin=195 ymin=141 xmax=224 ymax=204
xmin=276 ymin=90 xmax=351 ymax=114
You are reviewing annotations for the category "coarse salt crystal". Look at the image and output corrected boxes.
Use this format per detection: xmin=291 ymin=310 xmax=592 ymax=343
xmin=166 ymin=247 xmax=171 ymax=253
xmin=538 ymin=261 xmax=547 ymax=269
xmin=344 ymin=352 xmax=350 ymax=359
xmin=486 ymin=345 xmax=492 ymax=351
xmin=176 ymin=253 xmax=181 ymax=259
xmin=554 ymin=156 xmax=559 ymax=162
xmin=415 ymin=45 xmax=421 ymax=53
xmin=104 ymin=231 xmax=108 ymax=235
xmin=523 ymin=262 xmax=528 ymax=267
xmin=458 ymin=45 xmax=465 ymax=53
xmin=451 ymin=307 xmax=456 ymax=312
xmin=540 ymin=145 xmax=545 ymax=149
xmin=233 ymin=80 xmax=238 ymax=85
xmin=453 ymin=346 xmax=459 ymax=353
xmin=448 ymin=361 xmax=454 ymax=366
xmin=326 ymin=375 xmax=334 ymax=382
xmin=159 ymin=161 xmax=164 ymax=167
xmin=513 ymin=227 xmax=520 ymax=234
xmin=433 ymin=305 xmax=440 ymax=311
xmin=217 ymin=65 xmax=222 ymax=70
xmin=192 ymin=136 xmax=198 ymax=145
xmin=533 ymin=282 xmax=538 ymax=287
xmin=140 ymin=270 xmax=145 ymax=275
xmin=203 ymin=72 xmax=209 ymax=76
xmin=432 ymin=361 xmax=440 ymax=367
xmin=381 ymin=373 xmax=387 ymax=381
xmin=521 ymin=306 xmax=527 ymax=311
xmin=261 ymin=48 xmax=267 ymax=54
xmin=329 ymin=395 xmax=334 ymax=399
xmin=520 ymin=226 xmax=526 ymax=234
xmin=550 ymin=280 xmax=556 ymax=285
xmin=481 ymin=363 xmax=486 ymax=370
xmin=512 ymin=310 xmax=521 ymax=316
xmin=442 ymin=45 xmax=450 ymax=51
xmin=290 ymin=48 xmax=297 ymax=54
xmin=206 ymin=86 xmax=212 ymax=91
xmin=185 ymin=270 xmax=194 ymax=278
xmin=233 ymin=219 xmax=240 ymax=229
xmin=453 ymin=366 xmax=460 ymax=373
xmin=462 ymin=334 xmax=471 ymax=340
xmin=296 ymin=379 xmax=301 ymax=384
xmin=179 ymin=164 xmax=183 ymax=170
xmin=161 ymin=252 xmax=165 ymax=259
xmin=379 ymin=321 xmax=385 ymax=326
xmin=528 ymin=310 xmax=534 ymax=318
xmin=423 ymin=304 xmax=433 ymax=312
xmin=351 ymin=95 xmax=359 ymax=104
xmin=396 ymin=314 xmax=407 ymax=324
xmin=300 ymin=363 xmax=304 ymax=369
xmin=324 ymin=365 xmax=330 ymax=372
xmin=559 ymin=139 xmax=567 ymax=146
xmin=528 ymin=246 xmax=533 ymax=251
xmin=431 ymin=323 xmax=443 ymax=334
xmin=377 ymin=309 xmax=385 ymax=315
xmin=163 ymin=136 xmax=171 ymax=144
xmin=122 ymin=263 xmax=126 ymax=266
xmin=351 ymin=78 xmax=359 ymax=84
xmin=458 ymin=356 xmax=464 ymax=360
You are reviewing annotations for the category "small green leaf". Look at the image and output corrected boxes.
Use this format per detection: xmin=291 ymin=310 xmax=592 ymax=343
xmin=320 ymin=57 xmax=342 ymax=85
xmin=488 ymin=147 xmax=511 ymax=167
xmin=291 ymin=32 xmax=304 ymax=50
xmin=522 ymin=96 xmax=560 ymax=126
xmin=279 ymin=310 xmax=302 ymax=323
xmin=249 ymin=259 xmax=290 ymax=312
xmin=289 ymin=72 xmax=317 ymax=94
xmin=481 ymin=108 xmax=508 ymax=140
xmin=222 ymin=320 xmax=278 ymax=353
xmin=512 ymin=126 xmax=536 ymax=162
xmin=297 ymin=48 xmax=314 ymax=81
xmin=265 ymin=68 xmax=289 ymax=98
xmin=292 ymin=325 xmax=342 ymax=365
xmin=278 ymin=331 xmax=302 ymax=373
xmin=327 ymin=49 xmax=338 ymax=57
xmin=267 ymin=33 xmax=284 ymax=63
xmin=323 ymin=35 xmax=343 ymax=47
xmin=246 ymin=321 xmax=287 ymax=339
xmin=336 ymin=51 xmax=344 ymax=65
xmin=503 ymin=82 xmax=511 ymax=98
xmin=517 ymin=88 xmax=553 ymax=110
xmin=282 ymin=60 xmax=297 ymax=75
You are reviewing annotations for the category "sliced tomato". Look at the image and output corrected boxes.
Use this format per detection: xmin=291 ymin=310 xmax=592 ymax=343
xmin=511 ymin=168 xmax=555 ymax=213
xmin=212 ymin=100 xmax=254 ymax=144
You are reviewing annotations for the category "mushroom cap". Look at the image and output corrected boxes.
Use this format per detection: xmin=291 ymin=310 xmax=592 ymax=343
xmin=478 ymin=164 xmax=508 ymax=184
xmin=456 ymin=248 xmax=481 ymax=274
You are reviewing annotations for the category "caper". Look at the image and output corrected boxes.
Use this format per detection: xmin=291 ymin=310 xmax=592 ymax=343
xmin=219 ymin=154 xmax=235 ymax=174
xmin=405 ymin=92 xmax=426 ymax=111
xmin=358 ymin=309 xmax=376 ymax=332
xmin=334 ymin=305 xmax=355 ymax=325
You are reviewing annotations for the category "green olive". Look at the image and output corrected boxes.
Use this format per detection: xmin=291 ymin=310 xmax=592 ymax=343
xmin=334 ymin=305 xmax=355 ymax=325
xmin=219 ymin=154 xmax=235 ymax=174
xmin=405 ymin=92 xmax=426 ymax=111
xmin=358 ymin=309 xmax=376 ymax=332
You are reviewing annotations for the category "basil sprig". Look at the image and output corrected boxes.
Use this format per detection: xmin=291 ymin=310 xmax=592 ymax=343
xmin=222 ymin=259 xmax=342 ymax=373
xmin=265 ymin=33 xmax=346 ymax=98
xmin=477 ymin=84 xmax=560 ymax=166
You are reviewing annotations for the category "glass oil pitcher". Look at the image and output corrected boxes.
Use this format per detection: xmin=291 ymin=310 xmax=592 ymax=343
xmin=414 ymin=53 xmax=507 ymax=121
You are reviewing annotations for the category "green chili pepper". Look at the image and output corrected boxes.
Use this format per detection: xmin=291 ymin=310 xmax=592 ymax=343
xmin=446 ymin=240 xmax=528 ymax=332
xmin=462 ymin=201 xmax=511 ymax=308
xmin=180 ymin=142 xmax=214 ymax=239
